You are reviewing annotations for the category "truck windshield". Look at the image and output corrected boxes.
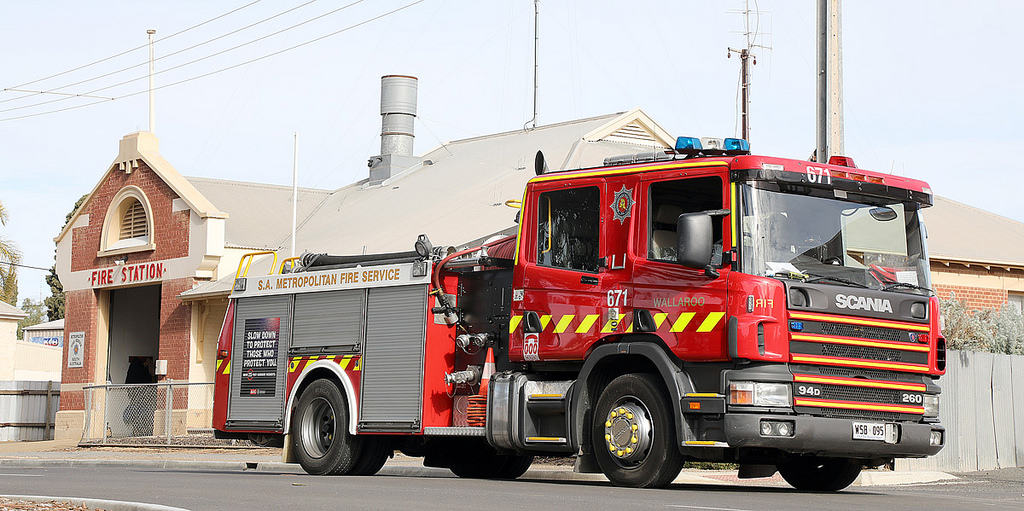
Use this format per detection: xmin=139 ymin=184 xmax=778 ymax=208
xmin=738 ymin=183 xmax=932 ymax=295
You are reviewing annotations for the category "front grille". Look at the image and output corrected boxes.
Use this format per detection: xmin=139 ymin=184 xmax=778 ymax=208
xmin=815 ymin=366 xmax=900 ymax=381
xmin=819 ymin=408 xmax=901 ymax=421
xmin=818 ymin=384 xmax=903 ymax=404
xmin=820 ymin=344 xmax=904 ymax=362
xmin=820 ymin=323 xmax=908 ymax=342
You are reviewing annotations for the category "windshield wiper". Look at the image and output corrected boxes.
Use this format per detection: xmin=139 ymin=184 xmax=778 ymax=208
xmin=771 ymin=271 xmax=869 ymax=289
xmin=882 ymin=282 xmax=934 ymax=295
xmin=800 ymin=272 xmax=870 ymax=289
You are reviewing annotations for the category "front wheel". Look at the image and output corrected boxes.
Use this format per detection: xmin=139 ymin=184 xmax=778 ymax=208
xmin=777 ymin=457 xmax=862 ymax=491
xmin=291 ymin=379 xmax=361 ymax=475
xmin=591 ymin=373 xmax=683 ymax=488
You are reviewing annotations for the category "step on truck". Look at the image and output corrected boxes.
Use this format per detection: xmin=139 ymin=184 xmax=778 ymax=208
xmin=213 ymin=136 xmax=945 ymax=490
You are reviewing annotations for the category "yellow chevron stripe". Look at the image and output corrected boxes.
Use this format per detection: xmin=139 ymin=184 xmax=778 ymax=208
xmin=352 ymin=357 xmax=361 ymax=371
xmin=601 ymin=319 xmax=619 ymax=333
xmin=509 ymin=315 xmax=522 ymax=333
xmin=339 ymin=356 xmax=350 ymax=370
xmin=653 ymin=313 xmax=668 ymax=329
xmin=288 ymin=359 xmax=300 ymax=373
xmin=576 ymin=314 xmax=599 ymax=333
xmin=222 ymin=361 xmax=230 ymax=375
xmin=554 ymin=315 xmax=575 ymax=334
xmin=696 ymin=312 xmax=725 ymax=332
xmin=540 ymin=315 xmax=552 ymax=331
xmin=216 ymin=359 xmax=223 ymax=372
xmin=670 ymin=312 xmax=696 ymax=332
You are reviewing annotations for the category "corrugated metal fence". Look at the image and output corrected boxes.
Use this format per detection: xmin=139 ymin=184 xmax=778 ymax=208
xmin=898 ymin=350 xmax=1024 ymax=472
xmin=0 ymin=381 xmax=60 ymax=441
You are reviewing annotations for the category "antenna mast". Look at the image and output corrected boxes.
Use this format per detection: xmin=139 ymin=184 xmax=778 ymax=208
xmin=147 ymin=29 xmax=156 ymax=133
xmin=727 ymin=0 xmax=769 ymax=141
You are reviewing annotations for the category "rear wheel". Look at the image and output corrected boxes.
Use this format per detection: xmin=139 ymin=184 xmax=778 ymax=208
xmin=291 ymin=379 xmax=361 ymax=475
xmin=495 ymin=454 xmax=534 ymax=479
xmin=350 ymin=436 xmax=392 ymax=476
xmin=591 ymin=373 xmax=684 ymax=488
xmin=777 ymin=457 xmax=862 ymax=491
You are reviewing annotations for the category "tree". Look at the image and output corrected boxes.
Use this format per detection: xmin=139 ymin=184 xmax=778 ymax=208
xmin=44 ymin=194 xmax=86 ymax=321
xmin=16 ymin=297 xmax=46 ymax=340
xmin=0 ymin=199 xmax=22 ymax=306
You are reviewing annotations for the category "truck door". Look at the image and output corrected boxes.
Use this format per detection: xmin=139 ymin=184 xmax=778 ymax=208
xmin=631 ymin=174 xmax=731 ymax=360
xmin=514 ymin=180 xmax=629 ymax=361
xmin=227 ymin=295 xmax=292 ymax=430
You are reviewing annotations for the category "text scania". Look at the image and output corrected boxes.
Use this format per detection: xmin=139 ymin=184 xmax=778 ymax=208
xmin=835 ymin=293 xmax=893 ymax=313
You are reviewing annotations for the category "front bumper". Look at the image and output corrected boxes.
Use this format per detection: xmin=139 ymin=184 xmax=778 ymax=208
xmin=723 ymin=413 xmax=944 ymax=458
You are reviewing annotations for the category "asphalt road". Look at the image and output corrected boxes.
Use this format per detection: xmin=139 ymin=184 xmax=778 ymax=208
xmin=1 ymin=466 xmax=1022 ymax=511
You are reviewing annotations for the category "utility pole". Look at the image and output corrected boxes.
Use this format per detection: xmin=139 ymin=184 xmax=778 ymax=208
xmin=524 ymin=0 xmax=539 ymax=131
xmin=815 ymin=0 xmax=844 ymax=162
xmin=147 ymin=29 xmax=156 ymax=134
xmin=728 ymin=0 xmax=768 ymax=142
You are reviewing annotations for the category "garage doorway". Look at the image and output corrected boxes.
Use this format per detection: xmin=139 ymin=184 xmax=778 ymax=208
xmin=107 ymin=285 xmax=161 ymax=384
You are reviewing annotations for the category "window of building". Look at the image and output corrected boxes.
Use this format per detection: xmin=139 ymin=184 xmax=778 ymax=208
xmin=537 ymin=187 xmax=600 ymax=272
xmin=119 ymin=199 xmax=148 ymax=240
xmin=648 ymin=176 xmax=723 ymax=262
xmin=99 ymin=187 xmax=156 ymax=257
xmin=1009 ymin=293 xmax=1023 ymax=314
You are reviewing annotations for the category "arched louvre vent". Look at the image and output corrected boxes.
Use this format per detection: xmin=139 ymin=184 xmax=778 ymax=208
xmin=119 ymin=200 xmax=148 ymax=240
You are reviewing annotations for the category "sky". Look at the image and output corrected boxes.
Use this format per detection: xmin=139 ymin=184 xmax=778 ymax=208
xmin=1 ymin=0 xmax=1021 ymax=308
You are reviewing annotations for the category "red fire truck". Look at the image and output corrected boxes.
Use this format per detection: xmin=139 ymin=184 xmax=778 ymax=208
xmin=213 ymin=137 xmax=945 ymax=490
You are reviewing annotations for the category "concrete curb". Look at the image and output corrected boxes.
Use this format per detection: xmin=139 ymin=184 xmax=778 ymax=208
xmin=1 ymin=495 xmax=189 ymax=511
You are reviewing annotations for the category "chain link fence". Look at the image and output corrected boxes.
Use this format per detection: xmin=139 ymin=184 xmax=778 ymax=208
xmin=81 ymin=382 xmax=214 ymax=445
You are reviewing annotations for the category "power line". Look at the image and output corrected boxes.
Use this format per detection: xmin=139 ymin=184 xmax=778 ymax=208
xmin=0 ymin=0 xmax=426 ymax=123
xmin=0 ymin=261 xmax=51 ymax=272
xmin=0 ymin=0 xmax=320 ymax=106
xmin=4 ymin=0 xmax=263 ymax=92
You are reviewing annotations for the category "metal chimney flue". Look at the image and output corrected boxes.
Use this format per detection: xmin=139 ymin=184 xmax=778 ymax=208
xmin=369 ymin=75 xmax=421 ymax=186
xmin=380 ymin=75 xmax=417 ymax=156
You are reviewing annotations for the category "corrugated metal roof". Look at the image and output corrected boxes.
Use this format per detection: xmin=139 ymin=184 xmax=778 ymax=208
xmin=925 ymin=196 xmax=1024 ymax=268
xmin=22 ymin=318 xmax=63 ymax=331
xmin=185 ymin=177 xmax=333 ymax=250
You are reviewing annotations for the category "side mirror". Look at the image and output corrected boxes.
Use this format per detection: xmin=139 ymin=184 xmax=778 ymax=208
xmin=676 ymin=212 xmax=714 ymax=270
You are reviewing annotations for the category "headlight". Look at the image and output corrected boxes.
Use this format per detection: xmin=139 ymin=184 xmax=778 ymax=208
xmin=729 ymin=381 xmax=792 ymax=407
xmin=923 ymin=394 xmax=940 ymax=418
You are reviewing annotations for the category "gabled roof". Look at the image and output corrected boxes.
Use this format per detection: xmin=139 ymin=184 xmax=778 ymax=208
xmin=55 ymin=131 xmax=228 ymax=243
xmin=926 ymin=196 xmax=1024 ymax=270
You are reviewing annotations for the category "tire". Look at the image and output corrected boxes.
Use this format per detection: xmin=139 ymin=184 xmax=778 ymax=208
xmin=777 ymin=457 xmax=862 ymax=491
xmin=591 ymin=373 xmax=684 ymax=488
xmin=448 ymin=441 xmax=509 ymax=479
xmin=350 ymin=436 xmax=392 ymax=476
xmin=291 ymin=379 xmax=361 ymax=475
xmin=495 ymin=454 xmax=534 ymax=479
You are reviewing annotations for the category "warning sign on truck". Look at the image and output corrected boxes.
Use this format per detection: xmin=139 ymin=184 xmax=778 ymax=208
xmin=240 ymin=317 xmax=280 ymax=397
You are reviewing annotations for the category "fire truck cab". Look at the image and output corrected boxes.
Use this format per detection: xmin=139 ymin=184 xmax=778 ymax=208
xmin=214 ymin=137 xmax=945 ymax=491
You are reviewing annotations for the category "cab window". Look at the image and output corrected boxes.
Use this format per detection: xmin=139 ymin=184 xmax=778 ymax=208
xmin=537 ymin=187 xmax=600 ymax=272
xmin=648 ymin=176 xmax=723 ymax=263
